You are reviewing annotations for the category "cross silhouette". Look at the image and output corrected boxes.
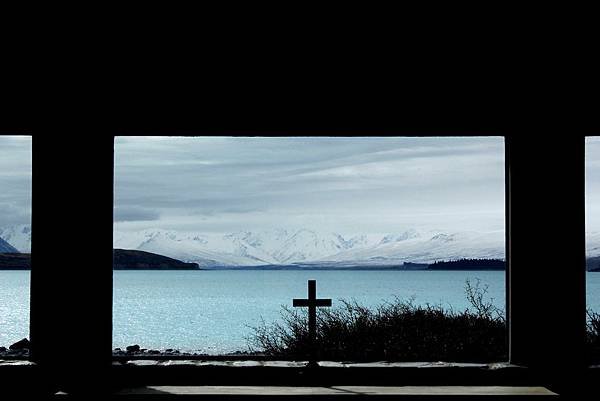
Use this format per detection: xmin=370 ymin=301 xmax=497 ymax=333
xmin=293 ymin=279 xmax=332 ymax=363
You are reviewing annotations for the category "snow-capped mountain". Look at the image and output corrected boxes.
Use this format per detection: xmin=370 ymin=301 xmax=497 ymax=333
xmin=113 ymin=227 xmax=507 ymax=267
xmin=322 ymin=230 xmax=505 ymax=265
xmin=588 ymin=231 xmax=600 ymax=257
xmin=113 ymin=228 xmax=352 ymax=267
xmin=272 ymin=229 xmax=349 ymax=263
xmin=0 ymin=225 xmax=31 ymax=253
xmin=113 ymin=230 xmax=255 ymax=267
xmin=0 ymin=237 xmax=18 ymax=253
xmin=4 ymin=223 xmax=600 ymax=267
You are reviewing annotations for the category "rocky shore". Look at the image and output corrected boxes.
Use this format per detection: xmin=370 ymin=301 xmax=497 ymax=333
xmin=0 ymin=339 xmax=258 ymax=360
xmin=112 ymin=344 xmax=261 ymax=359
xmin=0 ymin=338 xmax=30 ymax=358
xmin=113 ymin=344 xmax=198 ymax=357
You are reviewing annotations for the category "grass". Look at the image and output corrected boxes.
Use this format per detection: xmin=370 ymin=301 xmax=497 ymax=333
xmin=248 ymin=279 xmax=508 ymax=362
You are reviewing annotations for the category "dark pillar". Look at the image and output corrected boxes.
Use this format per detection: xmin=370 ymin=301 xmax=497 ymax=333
xmin=30 ymin=133 xmax=114 ymax=393
xmin=507 ymin=134 xmax=587 ymax=384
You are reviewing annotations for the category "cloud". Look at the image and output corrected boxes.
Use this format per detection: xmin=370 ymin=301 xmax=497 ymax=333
xmin=2 ymin=135 xmax=598 ymax=239
xmin=113 ymin=136 xmax=507 ymax=234
xmin=0 ymin=136 xmax=32 ymax=227
xmin=114 ymin=206 xmax=160 ymax=222
xmin=0 ymin=202 xmax=31 ymax=227
xmin=586 ymin=136 xmax=600 ymax=234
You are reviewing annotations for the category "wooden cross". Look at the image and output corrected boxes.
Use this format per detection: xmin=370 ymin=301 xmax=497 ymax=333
xmin=293 ymin=279 xmax=332 ymax=362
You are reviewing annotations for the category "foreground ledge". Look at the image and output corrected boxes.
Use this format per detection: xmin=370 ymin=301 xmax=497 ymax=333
xmin=109 ymin=360 xmax=536 ymax=388
xmin=114 ymin=360 xmax=516 ymax=369
xmin=114 ymin=385 xmax=557 ymax=398
xmin=0 ymin=359 xmax=35 ymax=367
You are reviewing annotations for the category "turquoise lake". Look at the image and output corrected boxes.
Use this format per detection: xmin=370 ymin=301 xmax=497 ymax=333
xmin=1 ymin=270 xmax=600 ymax=353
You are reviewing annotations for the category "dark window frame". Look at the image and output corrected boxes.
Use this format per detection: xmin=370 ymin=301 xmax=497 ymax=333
xmin=2 ymin=131 xmax=591 ymax=393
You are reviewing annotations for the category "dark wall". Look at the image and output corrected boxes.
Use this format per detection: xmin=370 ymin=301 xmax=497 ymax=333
xmin=8 ymin=98 xmax=595 ymax=395
xmin=507 ymin=134 xmax=587 ymax=393
xmin=30 ymin=133 xmax=114 ymax=392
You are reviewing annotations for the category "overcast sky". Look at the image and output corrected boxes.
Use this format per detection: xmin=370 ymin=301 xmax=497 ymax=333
xmin=0 ymin=136 xmax=31 ymax=227
xmin=587 ymin=136 xmax=600 ymax=232
xmin=113 ymin=137 xmax=508 ymax=235
xmin=2 ymin=136 xmax=599 ymax=236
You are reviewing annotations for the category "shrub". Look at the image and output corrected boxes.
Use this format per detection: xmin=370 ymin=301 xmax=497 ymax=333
xmin=248 ymin=279 xmax=507 ymax=362
xmin=586 ymin=310 xmax=600 ymax=364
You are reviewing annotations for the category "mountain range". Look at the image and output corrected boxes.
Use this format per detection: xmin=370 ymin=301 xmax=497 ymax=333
xmin=0 ymin=225 xmax=31 ymax=253
xmin=112 ymin=227 xmax=507 ymax=267
xmin=3 ymin=224 xmax=600 ymax=268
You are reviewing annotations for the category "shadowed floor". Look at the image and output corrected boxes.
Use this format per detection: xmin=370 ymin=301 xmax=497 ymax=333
xmin=114 ymin=385 xmax=557 ymax=398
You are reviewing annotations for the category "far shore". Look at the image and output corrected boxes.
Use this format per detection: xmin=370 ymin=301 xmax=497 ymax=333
xmin=2 ymin=251 xmax=599 ymax=271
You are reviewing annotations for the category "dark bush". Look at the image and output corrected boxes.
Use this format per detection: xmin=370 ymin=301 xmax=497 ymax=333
xmin=249 ymin=279 xmax=507 ymax=362
xmin=586 ymin=310 xmax=600 ymax=364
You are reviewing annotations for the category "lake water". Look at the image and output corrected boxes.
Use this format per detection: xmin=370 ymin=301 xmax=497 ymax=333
xmin=2 ymin=270 xmax=600 ymax=353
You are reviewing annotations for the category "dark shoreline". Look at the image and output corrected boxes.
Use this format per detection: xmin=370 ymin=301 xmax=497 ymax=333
xmin=2 ymin=251 xmax=599 ymax=271
xmin=0 ymin=341 xmax=262 ymax=360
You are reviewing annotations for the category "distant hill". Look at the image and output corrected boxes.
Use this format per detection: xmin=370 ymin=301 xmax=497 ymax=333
xmin=0 ymin=237 xmax=18 ymax=253
xmin=0 ymin=250 xmax=200 ymax=270
xmin=427 ymin=257 xmax=600 ymax=271
xmin=113 ymin=249 xmax=200 ymax=270
xmin=402 ymin=262 xmax=429 ymax=270
xmin=0 ymin=253 xmax=31 ymax=269
xmin=2 ymin=249 xmax=598 ymax=272
xmin=428 ymin=258 xmax=506 ymax=270
xmin=589 ymin=256 xmax=600 ymax=272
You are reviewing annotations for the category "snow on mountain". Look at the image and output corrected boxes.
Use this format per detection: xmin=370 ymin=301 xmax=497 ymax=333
xmin=272 ymin=229 xmax=349 ymax=263
xmin=224 ymin=229 xmax=291 ymax=255
xmin=0 ymin=237 xmax=19 ymax=253
xmin=0 ymin=225 xmax=31 ymax=253
xmin=114 ymin=229 xmax=270 ymax=267
xmin=341 ymin=233 xmax=387 ymax=249
xmin=3 ymin=222 xmax=599 ymax=266
xmin=222 ymin=230 xmax=286 ymax=264
xmin=324 ymin=230 xmax=505 ymax=265
xmin=113 ymin=227 xmax=508 ymax=267
xmin=588 ymin=231 xmax=600 ymax=257
xmin=377 ymin=229 xmax=421 ymax=246
xmin=117 ymin=229 xmax=282 ymax=266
